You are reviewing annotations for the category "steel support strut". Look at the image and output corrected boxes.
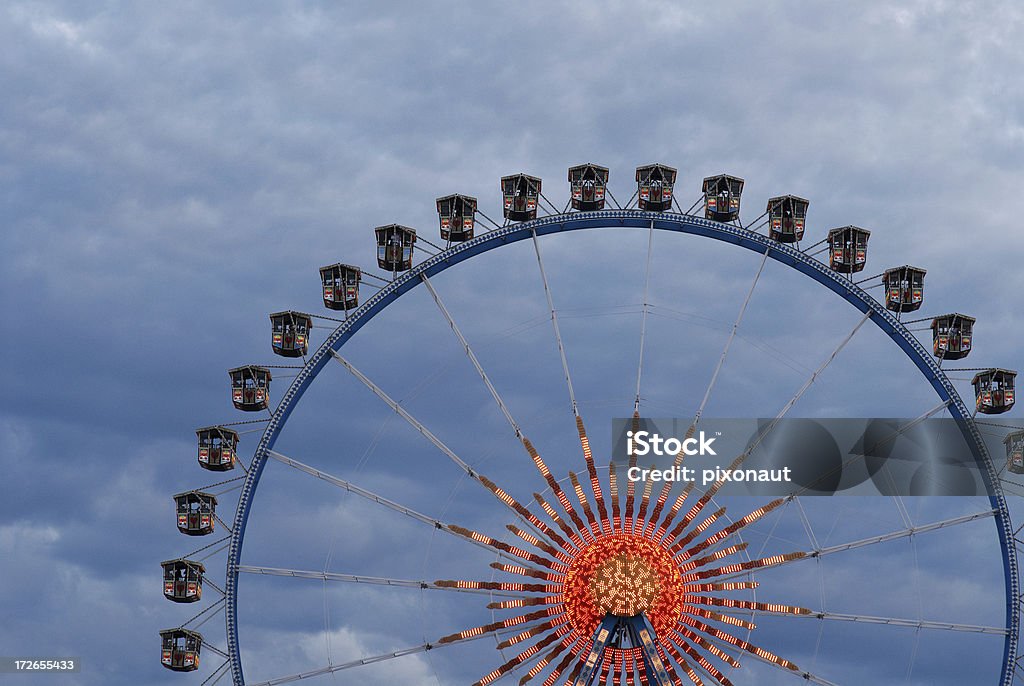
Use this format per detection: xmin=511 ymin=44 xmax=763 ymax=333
xmin=573 ymin=614 xmax=671 ymax=686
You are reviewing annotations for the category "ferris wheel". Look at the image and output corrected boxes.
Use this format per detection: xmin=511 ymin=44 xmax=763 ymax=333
xmin=161 ymin=163 xmax=1024 ymax=686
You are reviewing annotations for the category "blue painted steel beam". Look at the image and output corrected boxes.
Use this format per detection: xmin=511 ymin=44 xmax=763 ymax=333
xmin=573 ymin=614 xmax=620 ymax=686
xmin=625 ymin=614 xmax=673 ymax=685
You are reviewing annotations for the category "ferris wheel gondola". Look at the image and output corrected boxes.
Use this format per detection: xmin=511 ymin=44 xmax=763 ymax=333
xmin=703 ymin=174 xmax=744 ymax=223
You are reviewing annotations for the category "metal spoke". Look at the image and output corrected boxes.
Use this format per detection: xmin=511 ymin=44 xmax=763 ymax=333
xmin=634 ymin=219 xmax=655 ymax=413
xmin=244 ymin=645 xmax=434 ymax=686
xmin=794 ymin=496 xmax=820 ymax=551
xmin=692 ymin=250 xmax=769 ymax=428
xmin=329 ymin=350 xmax=474 ymax=475
xmin=716 ymin=509 xmax=996 ymax=582
xmin=244 ymin=626 xmax=526 ymax=686
xmin=784 ymin=399 xmax=952 ymax=498
xmin=420 ymin=273 xmax=523 ymax=437
xmin=331 ymin=350 xmax=565 ymax=544
xmin=652 ymin=310 xmax=875 ymax=539
xmin=700 ymin=633 xmax=839 ymax=686
xmin=264 ymin=449 xmax=523 ymax=564
xmin=771 ymin=310 xmax=872 ymax=424
xmin=715 ymin=608 xmax=1007 ymax=634
xmin=210 ymin=211 xmax=1019 ymax=686
xmin=235 ymin=565 xmax=529 ymax=597
xmin=531 ymin=228 xmax=578 ymax=416
xmin=267 ymin=449 xmax=440 ymax=526
xmin=643 ymin=248 xmax=770 ymax=537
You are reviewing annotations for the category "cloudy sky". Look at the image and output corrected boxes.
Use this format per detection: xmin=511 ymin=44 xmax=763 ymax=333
xmin=2 ymin=2 xmax=1023 ymax=685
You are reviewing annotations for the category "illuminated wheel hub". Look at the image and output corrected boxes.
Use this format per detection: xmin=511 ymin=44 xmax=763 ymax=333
xmin=564 ymin=533 xmax=686 ymax=637
xmin=592 ymin=554 xmax=659 ymax=616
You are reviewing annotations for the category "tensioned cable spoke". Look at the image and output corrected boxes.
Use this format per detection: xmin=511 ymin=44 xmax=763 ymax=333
xmin=633 ymin=219 xmax=655 ymax=413
xmin=420 ymin=273 xmax=522 ymax=437
xmin=794 ymin=496 xmax=820 ymax=551
xmin=235 ymin=565 xmax=527 ymax=598
xmin=813 ymin=509 xmax=996 ymax=553
xmin=713 ymin=608 xmax=1007 ymax=634
xmin=746 ymin=217 xmax=770 ymax=234
xmin=523 ymin=228 xmax=607 ymax=535
xmin=531 ymin=228 xmax=578 ymax=416
xmin=771 ymin=310 xmax=872 ymax=422
xmin=330 ymin=351 xmax=579 ymax=553
xmin=264 ymin=449 xmax=524 ymax=564
xmin=245 ymin=626 xmax=527 ymax=686
xmin=245 ymin=646 xmax=434 ymax=686
xmin=326 ymin=354 xmax=568 ymax=541
xmin=209 ymin=664 xmax=233 ymax=686
xmin=779 ymin=399 xmax=953 ymax=501
xmin=415 ymin=246 xmax=440 ymax=261
xmin=860 ymin=400 xmax=952 ymax=460
xmin=210 ymin=483 xmax=242 ymax=499
xmin=699 ymin=633 xmax=839 ymax=686
xmin=855 ymin=271 xmax=884 ymax=285
xmin=715 ymin=509 xmax=996 ymax=582
xmin=1000 ymin=481 xmax=1024 ymax=499
xmin=652 ymin=310 xmax=875 ymax=538
xmin=330 ymin=350 xmax=474 ymax=474
xmin=645 ymin=250 xmax=769 ymax=535
xmin=692 ymin=249 xmax=769 ymax=428
xmin=267 ymin=449 xmax=440 ymax=526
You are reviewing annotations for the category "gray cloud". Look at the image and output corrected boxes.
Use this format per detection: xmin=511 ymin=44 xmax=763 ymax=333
xmin=2 ymin=1 xmax=1022 ymax=684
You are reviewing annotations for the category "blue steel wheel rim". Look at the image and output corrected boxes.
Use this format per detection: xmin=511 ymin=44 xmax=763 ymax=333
xmin=224 ymin=210 xmax=1018 ymax=685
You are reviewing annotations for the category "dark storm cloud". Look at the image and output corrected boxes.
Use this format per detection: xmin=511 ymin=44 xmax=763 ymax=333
xmin=1 ymin=2 xmax=1022 ymax=685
